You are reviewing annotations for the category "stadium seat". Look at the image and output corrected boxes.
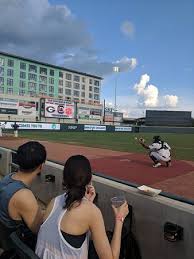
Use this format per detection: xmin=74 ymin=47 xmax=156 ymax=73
xmin=0 ymin=220 xmax=14 ymax=251
xmin=0 ymin=221 xmax=39 ymax=259
xmin=9 ymin=231 xmax=40 ymax=259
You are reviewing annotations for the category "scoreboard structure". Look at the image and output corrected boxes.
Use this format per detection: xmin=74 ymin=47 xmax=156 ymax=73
xmin=145 ymin=110 xmax=192 ymax=127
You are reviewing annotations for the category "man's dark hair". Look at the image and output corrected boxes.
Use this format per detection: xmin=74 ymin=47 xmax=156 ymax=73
xmin=16 ymin=141 xmax=47 ymax=173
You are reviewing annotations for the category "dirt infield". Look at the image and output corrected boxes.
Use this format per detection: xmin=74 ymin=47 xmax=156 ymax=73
xmin=1 ymin=137 xmax=194 ymax=200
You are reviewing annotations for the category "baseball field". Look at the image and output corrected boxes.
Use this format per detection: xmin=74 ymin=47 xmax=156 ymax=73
xmin=1 ymin=131 xmax=194 ymax=200
xmin=18 ymin=131 xmax=194 ymax=161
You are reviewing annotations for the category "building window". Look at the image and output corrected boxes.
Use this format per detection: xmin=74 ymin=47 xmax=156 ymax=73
xmin=65 ymin=81 xmax=72 ymax=88
xmin=0 ymin=67 xmax=4 ymax=76
xmin=29 ymin=73 xmax=37 ymax=81
xmin=66 ymin=73 xmax=72 ymax=80
xmin=82 ymin=77 xmax=85 ymax=83
xmin=7 ymin=78 xmax=13 ymax=86
xmin=19 ymin=90 xmax=25 ymax=96
xmin=58 ymin=88 xmax=63 ymax=94
xmin=39 ymin=76 xmax=47 ymax=83
xmin=49 ymin=85 xmax=54 ymax=92
xmin=49 ymin=77 xmax=54 ymax=84
xmin=39 ymin=84 xmax=47 ymax=92
xmin=0 ymin=57 xmax=5 ymax=66
xmin=7 ymin=69 xmax=14 ymax=77
xmin=74 ymin=75 xmax=80 ymax=82
xmin=89 ymin=93 xmax=93 ymax=99
xmin=74 ymin=83 xmax=80 ymax=89
xmin=40 ymin=67 xmax=47 ymax=75
xmin=81 ymin=92 xmax=85 ymax=98
xmin=28 ymin=82 xmax=36 ymax=90
xmin=82 ymin=84 xmax=85 ymax=90
xmin=59 ymin=71 xmax=63 ymax=78
xmin=94 ymin=94 xmax=99 ymax=100
xmin=7 ymin=88 xmax=13 ymax=94
xmin=0 ymin=87 xmax=4 ymax=94
xmin=65 ymin=89 xmax=71 ymax=95
xmin=89 ymin=85 xmax=93 ymax=91
xmin=89 ymin=79 xmax=93 ymax=84
xmin=29 ymin=64 xmax=37 ymax=73
xmin=28 ymin=91 xmax=36 ymax=97
xmin=20 ymin=71 xmax=26 ymax=79
xmin=94 ymin=87 xmax=99 ymax=93
xmin=7 ymin=59 xmax=14 ymax=67
xmin=20 ymin=62 xmax=26 ymax=70
xmin=59 ymin=79 xmax=63 ymax=86
xmin=94 ymin=80 xmax=100 ymax=86
xmin=0 ymin=77 xmax=4 ymax=86
xmin=73 ymin=90 xmax=79 ymax=97
xmin=50 ymin=69 xmax=54 ymax=76
xmin=49 ymin=93 xmax=54 ymax=97
xmin=19 ymin=81 xmax=26 ymax=88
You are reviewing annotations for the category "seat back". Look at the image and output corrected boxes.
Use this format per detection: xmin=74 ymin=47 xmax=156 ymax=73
xmin=9 ymin=232 xmax=40 ymax=259
xmin=0 ymin=220 xmax=14 ymax=251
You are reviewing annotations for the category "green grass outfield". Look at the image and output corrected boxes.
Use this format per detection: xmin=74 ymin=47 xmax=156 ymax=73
xmin=19 ymin=131 xmax=194 ymax=161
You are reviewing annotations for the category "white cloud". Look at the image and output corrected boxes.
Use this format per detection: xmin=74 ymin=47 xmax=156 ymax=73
xmin=133 ymin=74 xmax=179 ymax=109
xmin=120 ymin=21 xmax=135 ymax=38
xmin=63 ymin=52 xmax=137 ymax=76
xmin=164 ymin=95 xmax=178 ymax=107
xmin=134 ymin=74 xmax=159 ymax=107
xmin=115 ymin=57 xmax=137 ymax=71
xmin=0 ymin=0 xmax=138 ymax=76
xmin=0 ymin=0 xmax=91 ymax=63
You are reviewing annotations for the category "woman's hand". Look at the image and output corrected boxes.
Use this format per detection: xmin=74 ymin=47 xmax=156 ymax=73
xmin=85 ymin=185 xmax=96 ymax=202
xmin=112 ymin=201 xmax=129 ymax=220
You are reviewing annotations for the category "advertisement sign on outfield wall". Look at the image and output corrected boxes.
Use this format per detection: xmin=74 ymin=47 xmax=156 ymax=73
xmin=18 ymin=101 xmax=36 ymax=117
xmin=0 ymin=98 xmax=18 ymax=115
xmin=1 ymin=122 xmax=60 ymax=130
xmin=44 ymin=99 xmax=75 ymax=119
xmin=77 ymin=107 xmax=90 ymax=119
xmin=115 ymin=126 xmax=132 ymax=132
xmin=84 ymin=125 xmax=106 ymax=131
xmin=113 ymin=112 xmax=123 ymax=122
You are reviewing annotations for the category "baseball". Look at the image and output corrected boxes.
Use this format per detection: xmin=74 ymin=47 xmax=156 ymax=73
xmin=134 ymin=137 xmax=138 ymax=140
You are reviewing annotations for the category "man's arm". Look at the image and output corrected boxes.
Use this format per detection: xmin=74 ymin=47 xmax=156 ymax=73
xmin=14 ymin=189 xmax=44 ymax=233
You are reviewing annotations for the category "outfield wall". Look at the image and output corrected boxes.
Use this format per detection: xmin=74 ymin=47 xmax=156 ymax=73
xmin=1 ymin=120 xmax=194 ymax=133
xmin=138 ymin=126 xmax=194 ymax=134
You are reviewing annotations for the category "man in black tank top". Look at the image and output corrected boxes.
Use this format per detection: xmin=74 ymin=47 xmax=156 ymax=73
xmin=0 ymin=141 xmax=47 ymax=248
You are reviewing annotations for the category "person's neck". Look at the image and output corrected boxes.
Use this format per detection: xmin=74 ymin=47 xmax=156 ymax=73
xmin=12 ymin=170 xmax=38 ymax=186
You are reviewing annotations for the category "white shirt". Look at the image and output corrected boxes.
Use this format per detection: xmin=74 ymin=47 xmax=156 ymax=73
xmin=36 ymin=194 xmax=89 ymax=259
xmin=149 ymin=141 xmax=171 ymax=159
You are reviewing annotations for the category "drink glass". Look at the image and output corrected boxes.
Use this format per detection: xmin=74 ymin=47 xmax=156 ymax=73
xmin=111 ymin=195 xmax=126 ymax=208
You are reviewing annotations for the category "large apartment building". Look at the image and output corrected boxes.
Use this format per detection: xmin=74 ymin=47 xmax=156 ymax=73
xmin=0 ymin=51 xmax=102 ymax=105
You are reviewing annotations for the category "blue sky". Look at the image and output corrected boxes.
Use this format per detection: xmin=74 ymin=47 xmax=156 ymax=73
xmin=0 ymin=0 xmax=193 ymax=117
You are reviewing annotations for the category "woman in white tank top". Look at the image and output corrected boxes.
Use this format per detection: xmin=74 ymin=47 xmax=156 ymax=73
xmin=36 ymin=155 xmax=129 ymax=259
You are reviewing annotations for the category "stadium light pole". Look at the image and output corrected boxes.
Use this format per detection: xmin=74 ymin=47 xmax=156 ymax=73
xmin=113 ymin=66 xmax=120 ymax=111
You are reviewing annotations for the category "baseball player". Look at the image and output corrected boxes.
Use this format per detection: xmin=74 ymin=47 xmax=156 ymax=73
xmin=0 ymin=122 xmax=6 ymax=137
xmin=138 ymin=135 xmax=171 ymax=168
xmin=12 ymin=122 xmax=19 ymax=137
